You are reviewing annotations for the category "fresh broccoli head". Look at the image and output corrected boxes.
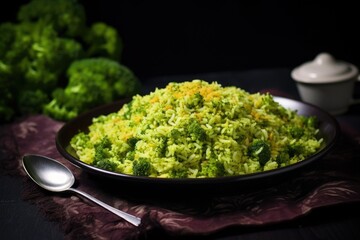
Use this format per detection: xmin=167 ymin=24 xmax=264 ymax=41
xmin=0 ymin=0 xmax=137 ymax=122
xmin=0 ymin=21 xmax=83 ymax=120
xmin=17 ymin=0 xmax=86 ymax=38
xmin=43 ymin=58 xmax=141 ymax=121
xmin=15 ymin=22 xmax=83 ymax=90
xmin=132 ymin=158 xmax=151 ymax=176
xmin=248 ymin=139 xmax=271 ymax=166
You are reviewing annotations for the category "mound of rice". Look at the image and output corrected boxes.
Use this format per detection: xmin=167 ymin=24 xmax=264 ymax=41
xmin=70 ymin=80 xmax=323 ymax=178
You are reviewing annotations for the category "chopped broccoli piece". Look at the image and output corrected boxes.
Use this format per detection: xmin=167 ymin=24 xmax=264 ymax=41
xmin=93 ymin=136 xmax=117 ymax=171
xmin=170 ymin=167 xmax=188 ymax=178
xmin=201 ymin=160 xmax=226 ymax=177
xmin=288 ymin=126 xmax=304 ymax=138
xmin=132 ymin=158 xmax=151 ymax=176
xmin=187 ymin=119 xmax=206 ymax=141
xmin=127 ymin=137 xmax=139 ymax=150
xmin=248 ymin=139 xmax=271 ymax=166
xmin=187 ymin=92 xmax=204 ymax=108
xmin=276 ymin=151 xmax=290 ymax=165
xmin=287 ymin=143 xmax=304 ymax=158
xmin=305 ymin=116 xmax=318 ymax=128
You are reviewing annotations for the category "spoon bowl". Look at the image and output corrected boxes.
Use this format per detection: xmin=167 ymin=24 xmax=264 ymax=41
xmin=23 ymin=154 xmax=75 ymax=192
xmin=22 ymin=154 xmax=141 ymax=226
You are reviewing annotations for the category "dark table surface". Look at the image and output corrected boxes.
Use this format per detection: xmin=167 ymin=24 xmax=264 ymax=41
xmin=1 ymin=68 xmax=360 ymax=240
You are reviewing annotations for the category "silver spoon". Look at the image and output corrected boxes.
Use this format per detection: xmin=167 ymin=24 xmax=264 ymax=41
xmin=22 ymin=154 xmax=141 ymax=226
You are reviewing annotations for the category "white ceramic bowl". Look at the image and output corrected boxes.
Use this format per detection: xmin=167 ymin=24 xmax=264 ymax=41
xmin=291 ymin=53 xmax=359 ymax=115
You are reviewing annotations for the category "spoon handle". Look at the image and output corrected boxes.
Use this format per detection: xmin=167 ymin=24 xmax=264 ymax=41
xmin=68 ymin=188 xmax=141 ymax=226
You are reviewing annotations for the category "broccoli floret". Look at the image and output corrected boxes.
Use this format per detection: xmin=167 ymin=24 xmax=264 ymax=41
xmin=44 ymin=58 xmax=141 ymax=121
xmin=42 ymin=94 xmax=77 ymax=121
xmin=276 ymin=151 xmax=290 ymax=165
xmin=248 ymin=139 xmax=271 ymax=166
xmin=288 ymin=126 xmax=304 ymax=139
xmin=0 ymin=0 xmax=138 ymax=122
xmin=287 ymin=143 xmax=304 ymax=158
xmin=17 ymin=0 xmax=86 ymax=38
xmin=66 ymin=57 xmax=141 ymax=97
xmin=187 ymin=119 xmax=206 ymax=141
xmin=187 ymin=92 xmax=204 ymax=109
xmin=84 ymin=22 xmax=123 ymax=61
xmin=127 ymin=137 xmax=139 ymax=150
xmin=16 ymin=22 xmax=83 ymax=90
xmin=93 ymin=136 xmax=117 ymax=171
xmin=201 ymin=160 xmax=226 ymax=177
xmin=132 ymin=158 xmax=151 ymax=176
xmin=170 ymin=167 xmax=188 ymax=178
xmin=305 ymin=116 xmax=318 ymax=128
xmin=276 ymin=143 xmax=304 ymax=165
xmin=0 ymin=21 xmax=83 ymax=120
xmin=17 ymin=89 xmax=49 ymax=115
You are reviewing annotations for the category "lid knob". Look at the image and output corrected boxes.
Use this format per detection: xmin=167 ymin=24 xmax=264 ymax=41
xmin=291 ymin=52 xmax=358 ymax=84
xmin=315 ymin=53 xmax=335 ymax=65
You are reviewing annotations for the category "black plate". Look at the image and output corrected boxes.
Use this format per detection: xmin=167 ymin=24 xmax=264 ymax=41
xmin=56 ymin=97 xmax=340 ymax=197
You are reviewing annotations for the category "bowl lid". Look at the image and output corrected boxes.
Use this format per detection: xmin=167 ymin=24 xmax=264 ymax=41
xmin=291 ymin=53 xmax=358 ymax=83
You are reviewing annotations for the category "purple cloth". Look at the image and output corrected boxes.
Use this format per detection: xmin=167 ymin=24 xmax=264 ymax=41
xmin=1 ymin=110 xmax=360 ymax=239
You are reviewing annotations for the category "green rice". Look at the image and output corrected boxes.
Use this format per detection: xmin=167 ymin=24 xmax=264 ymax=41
xmin=70 ymin=80 xmax=323 ymax=178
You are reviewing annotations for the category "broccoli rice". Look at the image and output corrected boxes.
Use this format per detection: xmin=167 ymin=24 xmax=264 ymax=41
xmin=70 ymin=80 xmax=323 ymax=178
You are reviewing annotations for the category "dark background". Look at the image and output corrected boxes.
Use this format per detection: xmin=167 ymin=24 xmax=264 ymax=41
xmin=2 ymin=0 xmax=360 ymax=80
